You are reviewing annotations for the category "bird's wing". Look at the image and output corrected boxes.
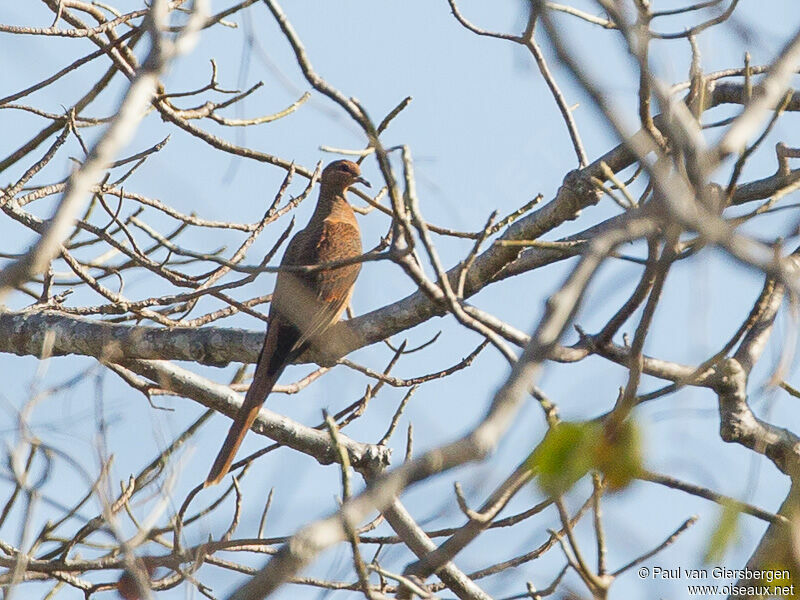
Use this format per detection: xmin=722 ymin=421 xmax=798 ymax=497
xmin=272 ymin=219 xmax=362 ymax=356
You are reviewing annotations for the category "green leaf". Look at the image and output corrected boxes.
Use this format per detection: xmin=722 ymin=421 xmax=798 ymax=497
xmin=528 ymin=421 xmax=599 ymax=497
xmin=704 ymin=501 xmax=740 ymax=564
xmin=594 ymin=419 xmax=643 ymax=491
xmin=528 ymin=419 xmax=643 ymax=496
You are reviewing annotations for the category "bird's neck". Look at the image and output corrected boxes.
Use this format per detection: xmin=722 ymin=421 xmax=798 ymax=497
xmin=311 ymin=189 xmax=355 ymax=224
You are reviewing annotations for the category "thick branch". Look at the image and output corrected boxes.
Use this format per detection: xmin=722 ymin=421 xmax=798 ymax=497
xmin=123 ymin=359 xmax=391 ymax=473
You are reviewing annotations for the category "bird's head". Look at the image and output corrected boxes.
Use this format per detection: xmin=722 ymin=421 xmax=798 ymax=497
xmin=320 ymin=160 xmax=371 ymax=191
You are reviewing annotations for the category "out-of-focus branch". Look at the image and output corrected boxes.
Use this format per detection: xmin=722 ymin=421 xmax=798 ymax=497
xmin=225 ymin=217 xmax=655 ymax=599
xmin=710 ymin=28 xmax=800 ymax=165
xmin=0 ymin=0 xmax=208 ymax=299
xmin=399 ymin=460 xmax=533 ymax=592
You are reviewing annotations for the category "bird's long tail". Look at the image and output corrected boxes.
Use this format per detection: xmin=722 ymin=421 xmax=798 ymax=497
xmin=205 ymin=324 xmax=292 ymax=487
xmin=203 ymin=376 xmax=278 ymax=487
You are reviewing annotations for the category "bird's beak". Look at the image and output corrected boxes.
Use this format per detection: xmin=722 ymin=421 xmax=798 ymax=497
xmin=354 ymin=176 xmax=371 ymax=188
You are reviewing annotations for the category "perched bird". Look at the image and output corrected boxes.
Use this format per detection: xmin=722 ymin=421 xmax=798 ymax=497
xmin=205 ymin=160 xmax=369 ymax=486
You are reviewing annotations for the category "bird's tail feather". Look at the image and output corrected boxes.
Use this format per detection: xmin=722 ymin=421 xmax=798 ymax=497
xmin=204 ymin=365 xmax=282 ymax=487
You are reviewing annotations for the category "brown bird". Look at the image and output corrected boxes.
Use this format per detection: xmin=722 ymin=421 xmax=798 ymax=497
xmin=205 ymin=160 xmax=368 ymax=486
